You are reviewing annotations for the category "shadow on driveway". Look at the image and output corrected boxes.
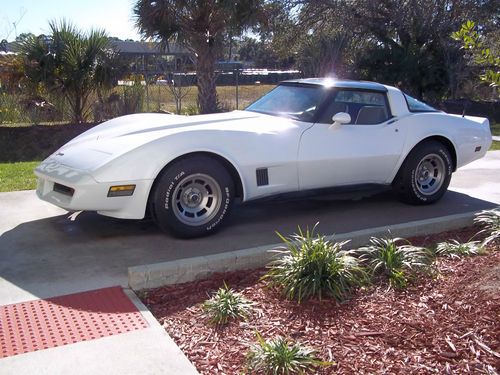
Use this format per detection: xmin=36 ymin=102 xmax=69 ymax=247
xmin=0 ymin=190 xmax=496 ymax=304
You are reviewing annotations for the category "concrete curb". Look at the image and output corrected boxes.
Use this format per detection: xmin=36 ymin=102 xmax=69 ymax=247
xmin=124 ymin=288 xmax=200 ymax=374
xmin=128 ymin=211 xmax=477 ymax=291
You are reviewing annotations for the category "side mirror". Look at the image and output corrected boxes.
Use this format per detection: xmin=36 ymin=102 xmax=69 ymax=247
xmin=331 ymin=112 xmax=351 ymax=126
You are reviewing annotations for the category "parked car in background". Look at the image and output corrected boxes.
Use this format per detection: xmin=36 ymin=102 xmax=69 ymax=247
xmin=35 ymin=78 xmax=492 ymax=237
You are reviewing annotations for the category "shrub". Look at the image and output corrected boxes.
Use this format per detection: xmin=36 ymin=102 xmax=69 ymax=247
xmin=474 ymin=208 xmax=500 ymax=245
xmin=201 ymin=282 xmax=253 ymax=325
xmin=265 ymin=225 xmax=367 ymax=303
xmin=121 ymin=79 xmax=145 ymax=115
xmin=435 ymin=240 xmax=486 ymax=258
xmin=246 ymin=332 xmax=330 ymax=375
xmin=0 ymin=93 xmax=26 ymax=124
xmin=359 ymin=236 xmax=432 ymax=288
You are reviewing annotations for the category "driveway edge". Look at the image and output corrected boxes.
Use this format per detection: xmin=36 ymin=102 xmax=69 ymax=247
xmin=128 ymin=211 xmax=476 ymax=291
xmin=124 ymin=288 xmax=200 ymax=374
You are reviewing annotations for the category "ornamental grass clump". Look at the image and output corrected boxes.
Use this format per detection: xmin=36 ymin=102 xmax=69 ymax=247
xmin=202 ymin=282 xmax=253 ymax=325
xmin=435 ymin=239 xmax=486 ymax=258
xmin=474 ymin=208 xmax=500 ymax=245
xmin=359 ymin=236 xmax=432 ymax=288
xmin=246 ymin=332 xmax=331 ymax=375
xmin=265 ymin=225 xmax=368 ymax=303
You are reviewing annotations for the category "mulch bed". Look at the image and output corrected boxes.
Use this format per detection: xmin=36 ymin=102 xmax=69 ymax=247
xmin=141 ymin=227 xmax=500 ymax=374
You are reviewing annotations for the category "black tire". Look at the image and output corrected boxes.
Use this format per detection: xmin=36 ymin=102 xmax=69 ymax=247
xmin=393 ymin=140 xmax=453 ymax=205
xmin=150 ymin=156 xmax=235 ymax=238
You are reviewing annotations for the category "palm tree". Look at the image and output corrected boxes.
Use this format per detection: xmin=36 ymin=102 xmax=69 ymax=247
xmin=134 ymin=0 xmax=264 ymax=114
xmin=21 ymin=20 xmax=115 ymax=123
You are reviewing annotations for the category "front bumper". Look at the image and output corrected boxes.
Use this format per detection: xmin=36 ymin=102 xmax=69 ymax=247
xmin=35 ymin=161 xmax=153 ymax=219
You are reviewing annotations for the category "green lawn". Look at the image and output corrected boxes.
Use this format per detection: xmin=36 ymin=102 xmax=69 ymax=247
xmin=490 ymin=122 xmax=500 ymax=136
xmin=489 ymin=122 xmax=499 ymax=151
xmin=0 ymin=161 xmax=39 ymax=192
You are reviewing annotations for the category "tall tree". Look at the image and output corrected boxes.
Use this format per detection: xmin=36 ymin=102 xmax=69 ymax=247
xmin=21 ymin=21 xmax=115 ymax=123
xmin=452 ymin=20 xmax=500 ymax=93
xmin=280 ymin=0 xmax=496 ymax=99
xmin=134 ymin=0 xmax=265 ymax=114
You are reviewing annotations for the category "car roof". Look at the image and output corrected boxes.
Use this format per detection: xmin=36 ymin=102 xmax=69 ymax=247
xmin=281 ymin=78 xmax=388 ymax=92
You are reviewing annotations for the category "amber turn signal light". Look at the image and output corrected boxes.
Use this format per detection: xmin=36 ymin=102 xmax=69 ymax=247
xmin=107 ymin=185 xmax=136 ymax=197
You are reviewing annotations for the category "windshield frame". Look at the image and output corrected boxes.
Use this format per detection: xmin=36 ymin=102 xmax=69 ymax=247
xmin=245 ymin=82 xmax=331 ymax=123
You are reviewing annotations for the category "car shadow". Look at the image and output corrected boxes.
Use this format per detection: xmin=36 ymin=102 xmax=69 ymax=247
xmin=0 ymin=190 xmax=497 ymax=310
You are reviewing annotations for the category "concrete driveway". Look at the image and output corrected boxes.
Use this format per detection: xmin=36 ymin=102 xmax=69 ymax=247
xmin=1 ymin=151 xmax=499 ymax=304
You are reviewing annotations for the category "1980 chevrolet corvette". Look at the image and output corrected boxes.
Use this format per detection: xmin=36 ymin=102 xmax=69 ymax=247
xmin=35 ymin=78 xmax=492 ymax=237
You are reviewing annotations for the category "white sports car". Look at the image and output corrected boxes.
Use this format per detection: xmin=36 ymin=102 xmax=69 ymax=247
xmin=35 ymin=78 xmax=492 ymax=237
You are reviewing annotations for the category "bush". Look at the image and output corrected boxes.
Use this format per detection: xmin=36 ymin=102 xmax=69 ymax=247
xmin=474 ymin=208 xmax=500 ymax=245
xmin=246 ymin=332 xmax=330 ymax=375
xmin=0 ymin=93 xmax=26 ymax=124
xmin=265 ymin=225 xmax=367 ymax=303
xmin=359 ymin=236 xmax=432 ymax=288
xmin=201 ymin=282 xmax=253 ymax=325
xmin=435 ymin=240 xmax=486 ymax=258
xmin=121 ymin=81 xmax=145 ymax=115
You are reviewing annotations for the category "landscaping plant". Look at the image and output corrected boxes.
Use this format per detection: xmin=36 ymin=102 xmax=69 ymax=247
xmin=201 ymin=282 xmax=253 ymax=325
xmin=474 ymin=208 xmax=500 ymax=245
xmin=265 ymin=224 xmax=367 ymax=303
xmin=359 ymin=236 xmax=432 ymax=288
xmin=246 ymin=332 xmax=330 ymax=375
xmin=435 ymin=239 xmax=485 ymax=258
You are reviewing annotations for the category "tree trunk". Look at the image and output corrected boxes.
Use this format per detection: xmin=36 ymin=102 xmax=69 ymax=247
xmin=195 ymin=43 xmax=218 ymax=114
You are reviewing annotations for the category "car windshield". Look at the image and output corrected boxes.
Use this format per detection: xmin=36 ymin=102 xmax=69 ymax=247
xmin=245 ymin=84 xmax=328 ymax=122
xmin=404 ymin=94 xmax=438 ymax=112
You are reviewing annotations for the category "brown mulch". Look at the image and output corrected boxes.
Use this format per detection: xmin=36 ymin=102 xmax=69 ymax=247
xmin=141 ymin=227 xmax=500 ymax=374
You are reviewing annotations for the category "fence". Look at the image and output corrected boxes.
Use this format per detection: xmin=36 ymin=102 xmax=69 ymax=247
xmin=0 ymin=69 xmax=302 ymax=125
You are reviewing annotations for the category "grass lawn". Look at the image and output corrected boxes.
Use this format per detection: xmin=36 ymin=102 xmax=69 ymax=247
xmin=0 ymin=161 xmax=39 ymax=192
xmin=135 ymin=84 xmax=275 ymax=113
xmin=490 ymin=122 xmax=500 ymax=136
xmin=490 ymin=122 xmax=499 ymax=151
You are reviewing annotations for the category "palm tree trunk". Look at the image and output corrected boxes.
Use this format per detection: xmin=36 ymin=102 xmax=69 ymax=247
xmin=195 ymin=44 xmax=218 ymax=114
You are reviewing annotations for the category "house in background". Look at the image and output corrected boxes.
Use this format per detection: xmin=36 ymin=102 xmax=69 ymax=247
xmin=111 ymin=40 xmax=195 ymax=76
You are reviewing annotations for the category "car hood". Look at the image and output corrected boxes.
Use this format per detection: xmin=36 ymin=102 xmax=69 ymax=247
xmin=42 ymin=111 xmax=290 ymax=172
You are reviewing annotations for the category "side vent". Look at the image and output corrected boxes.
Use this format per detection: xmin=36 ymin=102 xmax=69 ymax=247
xmin=256 ymin=168 xmax=269 ymax=186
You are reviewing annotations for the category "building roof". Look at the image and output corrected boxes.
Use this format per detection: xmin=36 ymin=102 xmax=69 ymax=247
xmin=111 ymin=40 xmax=191 ymax=55
xmin=282 ymin=78 xmax=388 ymax=92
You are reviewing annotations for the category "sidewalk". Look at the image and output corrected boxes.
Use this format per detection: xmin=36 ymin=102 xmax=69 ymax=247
xmin=0 ymin=287 xmax=199 ymax=375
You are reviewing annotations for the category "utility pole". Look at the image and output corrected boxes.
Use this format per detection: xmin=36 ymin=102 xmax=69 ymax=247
xmin=4 ymin=8 xmax=27 ymax=40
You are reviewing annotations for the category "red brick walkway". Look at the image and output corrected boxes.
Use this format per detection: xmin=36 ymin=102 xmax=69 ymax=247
xmin=0 ymin=287 xmax=148 ymax=358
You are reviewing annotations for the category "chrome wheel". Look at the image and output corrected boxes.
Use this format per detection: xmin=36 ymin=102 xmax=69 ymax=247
xmin=414 ymin=153 xmax=445 ymax=196
xmin=172 ymin=173 xmax=222 ymax=226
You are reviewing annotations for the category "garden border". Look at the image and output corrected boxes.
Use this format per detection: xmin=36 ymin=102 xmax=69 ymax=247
xmin=128 ymin=211 xmax=476 ymax=290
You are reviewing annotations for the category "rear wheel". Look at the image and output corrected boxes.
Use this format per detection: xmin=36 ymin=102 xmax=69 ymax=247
xmin=393 ymin=140 xmax=452 ymax=205
xmin=150 ymin=156 xmax=234 ymax=238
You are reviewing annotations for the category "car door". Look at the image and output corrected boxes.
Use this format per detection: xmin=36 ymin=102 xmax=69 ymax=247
xmin=297 ymin=89 xmax=408 ymax=190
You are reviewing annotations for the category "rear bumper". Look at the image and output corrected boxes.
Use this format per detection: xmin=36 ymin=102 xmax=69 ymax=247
xmin=35 ymin=161 xmax=153 ymax=219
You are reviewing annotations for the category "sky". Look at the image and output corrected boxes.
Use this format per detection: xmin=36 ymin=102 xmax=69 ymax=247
xmin=1 ymin=0 xmax=143 ymax=41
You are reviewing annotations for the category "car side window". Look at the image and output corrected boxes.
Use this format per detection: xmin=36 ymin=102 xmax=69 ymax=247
xmin=318 ymin=90 xmax=391 ymax=125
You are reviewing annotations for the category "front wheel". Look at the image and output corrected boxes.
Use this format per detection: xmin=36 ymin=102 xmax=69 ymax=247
xmin=393 ymin=140 xmax=453 ymax=205
xmin=150 ymin=156 xmax=234 ymax=238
